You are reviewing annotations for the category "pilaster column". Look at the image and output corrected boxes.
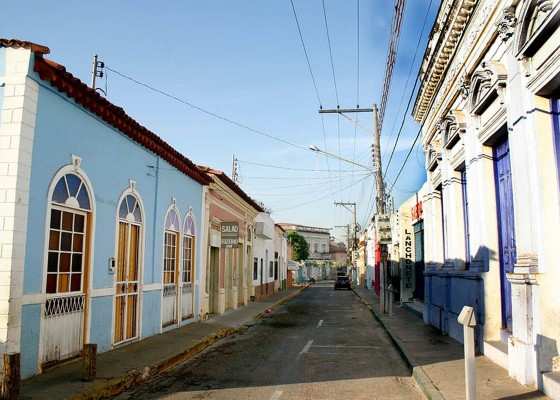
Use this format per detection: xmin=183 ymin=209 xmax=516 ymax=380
xmin=0 ymin=48 xmax=38 ymax=353
xmin=506 ymin=254 xmax=539 ymax=386
xmin=428 ymin=189 xmax=445 ymax=268
xmin=442 ymin=174 xmax=467 ymax=269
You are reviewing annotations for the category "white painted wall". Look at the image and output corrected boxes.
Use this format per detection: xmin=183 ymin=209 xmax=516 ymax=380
xmin=0 ymin=48 xmax=39 ymax=355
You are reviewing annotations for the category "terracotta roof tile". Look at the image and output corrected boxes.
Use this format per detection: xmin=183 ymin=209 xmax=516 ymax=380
xmin=0 ymin=38 xmax=50 ymax=55
xmin=198 ymin=166 xmax=264 ymax=212
xmin=0 ymin=37 xmax=212 ymax=186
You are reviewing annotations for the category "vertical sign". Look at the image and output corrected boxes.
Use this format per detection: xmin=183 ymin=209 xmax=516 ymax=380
xmin=221 ymin=222 xmax=239 ymax=248
xmin=400 ymin=212 xmax=415 ymax=302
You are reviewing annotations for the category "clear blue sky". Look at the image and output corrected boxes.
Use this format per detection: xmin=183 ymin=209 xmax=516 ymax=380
xmin=2 ymin=1 xmax=436 ymax=240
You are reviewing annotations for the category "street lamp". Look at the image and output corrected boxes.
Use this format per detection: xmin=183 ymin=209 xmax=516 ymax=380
xmin=309 ymin=145 xmax=374 ymax=173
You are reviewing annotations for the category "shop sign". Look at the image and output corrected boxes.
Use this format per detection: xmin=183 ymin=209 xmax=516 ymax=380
xmin=375 ymin=215 xmax=391 ymax=244
xmin=411 ymin=201 xmax=423 ymax=221
xmin=221 ymin=222 xmax=239 ymax=248
xmin=400 ymin=227 xmax=415 ymax=301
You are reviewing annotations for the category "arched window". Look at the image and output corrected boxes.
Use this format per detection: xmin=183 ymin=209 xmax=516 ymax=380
xmin=162 ymin=204 xmax=181 ymax=327
xmin=46 ymin=173 xmax=92 ymax=294
xmin=163 ymin=207 xmax=181 ymax=286
xmin=52 ymin=173 xmax=91 ymax=211
xmin=182 ymin=210 xmax=196 ymax=285
xmin=118 ymin=194 xmax=142 ymax=223
xmin=114 ymin=191 xmax=143 ymax=343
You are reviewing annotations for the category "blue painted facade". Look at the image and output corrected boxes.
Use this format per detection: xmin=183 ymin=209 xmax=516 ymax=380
xmin=15 ymin=53 xmax=206 ymax=377
xmin=424 ymin=270 xmax=484 ymax=351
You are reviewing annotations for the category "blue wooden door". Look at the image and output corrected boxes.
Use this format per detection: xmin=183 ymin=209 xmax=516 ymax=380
xmin=493 ymin=136 xmax=516 ymax=331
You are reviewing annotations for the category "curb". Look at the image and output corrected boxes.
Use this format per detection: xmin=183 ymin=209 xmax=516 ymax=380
xmin=351 ymin=288 xmax=445 ymax=400
xmin=70 ymin=287 xmax=308 ymax=400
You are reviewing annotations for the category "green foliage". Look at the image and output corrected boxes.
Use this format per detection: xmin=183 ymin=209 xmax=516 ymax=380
xmin=287 ymin=231 xmax=309 ymax=261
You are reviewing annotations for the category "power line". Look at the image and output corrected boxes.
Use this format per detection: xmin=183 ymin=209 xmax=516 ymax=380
xmin=387 ymin=122 xmax=423 ymax=194
xmin=321 ymin=0 xmax=343 ymax=192
xmin=352 ymin=0 xmax=361 ymax=196
xmin=289 ymin=0 xmax=322 ymax=106
xmin=356 ymin=0 xmax=360 ymax=109
xmin=383 ymin=75 xmax=420 ymax=180
xmin=244 ymin=173 xmax=370 ymax=180
xmin=288 ymin=0 xmax=333 ymax=189
xmin=272 ymin=173 xmax=373 ymax=213
xmin=321 ymin=0 xmax=339 ymax=106
xmin=244 ymin=176 xmax=350 ymax=191
xmin=105 ymin=66 xmax=308 ymax=151
xmin=237 ymin=159 xmax=356 ymax=172
xmin=378 ymin=0 xmax=407 ymax=129
xmin=383 ymin=0 xmax=434 ymax=179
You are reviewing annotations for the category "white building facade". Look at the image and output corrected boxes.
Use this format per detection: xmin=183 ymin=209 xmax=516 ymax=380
xmin=252 ymin=212 xmax=276 ymax=299
xmin=413 ymin=0 xmax=560 ymax=395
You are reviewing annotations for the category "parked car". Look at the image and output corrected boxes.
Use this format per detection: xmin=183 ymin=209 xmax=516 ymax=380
xmin=334 ymin=276 xmax=351 ymax=290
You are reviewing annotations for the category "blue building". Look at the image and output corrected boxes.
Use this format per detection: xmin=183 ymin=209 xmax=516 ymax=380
xmin=0 ymin=39 xmax=211 ymax=377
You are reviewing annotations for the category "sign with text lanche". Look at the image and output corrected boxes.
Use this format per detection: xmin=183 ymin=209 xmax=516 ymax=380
xmin=221 ymin=222 xmax=239 ymax=248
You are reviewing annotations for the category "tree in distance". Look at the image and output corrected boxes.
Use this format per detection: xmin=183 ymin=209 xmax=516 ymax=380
xmin=287 ymin=231 xmax=309 ymax=261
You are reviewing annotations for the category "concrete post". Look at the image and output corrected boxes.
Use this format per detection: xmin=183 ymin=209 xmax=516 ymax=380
xmin=387 ymin=284 xmax=394 ymax=316
xmin=458 ymin=306 xmax=477 ymax=400
xmin=1 ymin=353 xmax=20 ymax=400
xmin=380 ymin=255 xmax=386 ymax=313
xmin=82 ymin=343 xmax=97 ymax=381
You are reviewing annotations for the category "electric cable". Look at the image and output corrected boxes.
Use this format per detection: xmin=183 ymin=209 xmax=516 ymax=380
xmin=272 ymin=173 xmax=373 ymax=213
xmin=383 ymin=0 xmax=434 ymax=179
xmin=105 ymin=66 xmax=308 ymax=151
xmin=237 ymin=159 xmax=355 ymax=172
xmin=288 ymin=0 xmax=333 ymax=187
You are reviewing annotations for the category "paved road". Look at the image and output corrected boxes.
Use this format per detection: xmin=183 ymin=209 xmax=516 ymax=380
xmin=116 ymin=282 xmax=423 ymax=399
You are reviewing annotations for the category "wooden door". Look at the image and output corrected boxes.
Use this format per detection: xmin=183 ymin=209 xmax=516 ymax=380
xmin=180 ymin=235 xmax=195 ymax=320
xmin=114 ymin=222 xmax=140 ymax=343
xmin=209 ymin=247 xmax=219 ymax=314
xmin=494 ymin=136 xmax=516 ymax=331
xmin=162 ymin=231 xmax=179 ymax=328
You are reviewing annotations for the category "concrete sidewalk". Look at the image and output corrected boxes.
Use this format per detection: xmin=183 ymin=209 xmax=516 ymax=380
xmin=21 ymin=287 xmax=307 ymax=400
xmin=353 ymin=287 xmax=549 ymax=400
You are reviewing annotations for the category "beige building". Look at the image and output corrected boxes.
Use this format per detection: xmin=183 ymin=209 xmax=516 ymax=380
xmin=329 ymin=240 xmax=348 ymax=267
xmin=198 ymin=167 xmax=262 ymax=316
xmin=413 ymin=0 xmax=560 ymax=395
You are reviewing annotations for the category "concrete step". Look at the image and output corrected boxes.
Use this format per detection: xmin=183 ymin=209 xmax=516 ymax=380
xmin=484 ymin=340 xmax=509 ymax=370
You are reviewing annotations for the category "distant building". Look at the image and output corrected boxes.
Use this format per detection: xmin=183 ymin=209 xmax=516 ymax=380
xmin=329 ymin=240 xmax=347 ymax=266
xmin=279 ymin=223 xmax=331 ymax=261
xmin=279 ymin=223 xmax=332 ymax=280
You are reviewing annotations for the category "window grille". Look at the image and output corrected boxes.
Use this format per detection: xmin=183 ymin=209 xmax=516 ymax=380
xmin=44 ymin=294 xmax=85 ymax=318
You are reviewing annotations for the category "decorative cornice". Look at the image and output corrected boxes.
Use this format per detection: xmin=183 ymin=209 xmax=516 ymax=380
xmin=496 ymin=6 xmax=517 ymax=42
xmin=413 ymin=0 xmax=478 ymax=122
xmin=416 ymin=0 xmax=500 ymax=143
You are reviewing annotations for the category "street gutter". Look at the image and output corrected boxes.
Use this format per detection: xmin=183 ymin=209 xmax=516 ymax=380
xmin=71 ymin=285 xmax=309 ymax=400
xmin=351 ymin=288 xmax=445 ymax=400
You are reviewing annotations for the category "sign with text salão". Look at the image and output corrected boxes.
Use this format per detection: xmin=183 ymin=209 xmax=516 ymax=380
xmin=221 ymin=222 xmax=239 ymax=248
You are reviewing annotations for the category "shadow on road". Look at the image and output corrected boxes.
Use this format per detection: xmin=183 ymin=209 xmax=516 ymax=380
xmin=117 ymin=285 xmax=425 ymax=399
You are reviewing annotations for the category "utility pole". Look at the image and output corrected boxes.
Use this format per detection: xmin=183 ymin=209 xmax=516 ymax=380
xmin=231 ymin=154 xmax=239 ymax=183
xmin=318 ymin=104 xmax=381 ymax=210
xmin=91 ymin=55 xmax=105 ymax=91
xmin=335 ymin=224 xmax=351 ymax=268
xmin=334 ymin=202 xmax=358 ymax=285
xmin=321 ymin=105 xmax=389 ymax=297
xmin=372 ymin=104 xmax=386 ymax=214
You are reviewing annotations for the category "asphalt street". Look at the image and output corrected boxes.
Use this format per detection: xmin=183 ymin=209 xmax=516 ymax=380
xmin=116 ymin=282 xmax=423 ymax=399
